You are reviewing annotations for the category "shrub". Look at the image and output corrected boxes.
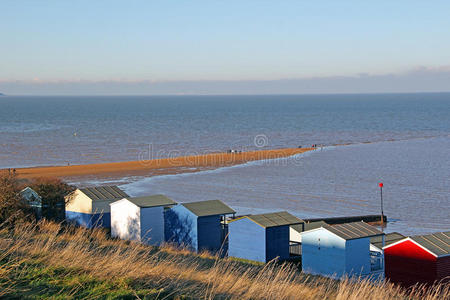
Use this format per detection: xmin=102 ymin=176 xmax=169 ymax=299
xmin=0 ymin=172 xmax=33 ymax=226
xmin=28 ymin=177 xmax=75 ymax=221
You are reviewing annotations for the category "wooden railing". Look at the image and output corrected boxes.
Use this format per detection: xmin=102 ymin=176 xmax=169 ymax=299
xmin=289 ymin=242 xmax=302 ymax=256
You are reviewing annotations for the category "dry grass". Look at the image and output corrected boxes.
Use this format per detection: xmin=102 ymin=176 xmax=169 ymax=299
xmin=0 ymin=220 xmax=448 ymax=299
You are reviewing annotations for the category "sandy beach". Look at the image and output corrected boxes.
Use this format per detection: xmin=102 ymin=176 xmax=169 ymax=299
xmin=8 ymin=147 xmax=314 ymax=182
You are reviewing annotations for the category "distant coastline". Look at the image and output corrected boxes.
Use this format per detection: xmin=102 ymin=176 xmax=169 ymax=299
xmin=8 ymin=147 xmax=314 ymax=182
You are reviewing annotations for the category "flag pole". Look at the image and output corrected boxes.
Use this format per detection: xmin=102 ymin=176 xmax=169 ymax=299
xmin=379 ymin=182 xmax=384 ymax=227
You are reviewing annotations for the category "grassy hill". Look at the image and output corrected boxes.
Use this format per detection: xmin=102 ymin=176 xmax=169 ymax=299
xmin=0 ymin=221 xmax=448 ymax=299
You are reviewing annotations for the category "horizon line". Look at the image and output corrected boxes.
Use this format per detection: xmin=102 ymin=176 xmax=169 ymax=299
xmin=2 ymin=91 xmax=450 ymax=97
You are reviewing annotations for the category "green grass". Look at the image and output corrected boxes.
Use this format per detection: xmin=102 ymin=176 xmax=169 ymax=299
xmin=0 ymin=260 xmax=169 ymax=299
xmin=227 ymin=256 xmax=265 ymax=266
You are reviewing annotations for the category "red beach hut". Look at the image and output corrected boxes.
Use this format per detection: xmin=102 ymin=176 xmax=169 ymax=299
xmin=383 ymin=232 xmax=450 ymax=287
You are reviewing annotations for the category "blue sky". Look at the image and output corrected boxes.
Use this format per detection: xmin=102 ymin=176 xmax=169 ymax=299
xmin=1 ymin=1 xmax=450 ymax=94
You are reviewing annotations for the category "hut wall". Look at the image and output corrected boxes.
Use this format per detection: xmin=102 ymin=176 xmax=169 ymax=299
xmin=197 ymin=215 xmax=223 ymax=252
xmin=302 ymin=228 xmax=346 ymax=278
xmin=91 ymin=200 xmax=113 ymax=228
xmin=65 ymin=211 xmax=91 ymax=227
xmin=140 ymin=206 xmax=165 ymax=246
xmin=345 ymin=238 xmax=371 ymax=276
xmin=266 ymin=225 xmax=290 ymax=261
xmin=436 ymin=256 xmax=450 ymax=283
xmin=290 ymin=227 xmax=302 ymax=243
xmin=65 ymin=190 xmax=114 ymax=228
xmin=110 ymin=199 xmax=141 ymax=241
xmin=164 ymin=205 xmax=198 ymax=251
xmin=65 ymin=190 xmax=94 ymax=227
xmin=65 ymin=190 xmax=92 ymax=214
xmin=228 ymin=218 xmax=266 ymax=262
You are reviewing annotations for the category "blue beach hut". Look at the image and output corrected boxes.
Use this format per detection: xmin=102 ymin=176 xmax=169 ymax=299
xmin=65 ymin=186 xmax=129 ymax=228
xmin=165 ymin=200 xmax=236 ymax=253
xmin=110 ymin=195 xmax=177 ymax=245
xmin=228 ymin=211 xmax=304 ymax=263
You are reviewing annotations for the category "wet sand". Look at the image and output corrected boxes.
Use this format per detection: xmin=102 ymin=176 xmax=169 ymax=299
xmin=8 ymin=148 xmax=314 ymax=182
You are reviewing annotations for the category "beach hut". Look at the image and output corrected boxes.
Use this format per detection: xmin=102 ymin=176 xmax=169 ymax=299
xmin=164 ymin=200 xmax=236 ymax=253
xmin=20 ymin=187 xmax=42 ymax=218
xmin=20 ymin=186 xmax=65 ymax=220
xmin=383 ymin=231 xmax=450 ymax=287
xmin=110 ymin=195 xmax=177 ymax=245
xmin=301 ymin=221 xmax=385 ymax=280
xmin=228 ymin=211 xmax=304 ymax=263
xmin=65 ymin=186 xmax=129 ymax=228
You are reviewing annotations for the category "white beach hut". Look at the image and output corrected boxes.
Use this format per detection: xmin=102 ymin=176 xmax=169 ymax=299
xmin=301 ymin=221 xmax=385 ymax=280
xmin=110 ymin=195 xmax=177 ymax=245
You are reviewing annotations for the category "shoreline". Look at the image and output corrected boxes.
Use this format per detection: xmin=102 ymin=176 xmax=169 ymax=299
xmin=7 ymin=147 xmax=314 ymax=182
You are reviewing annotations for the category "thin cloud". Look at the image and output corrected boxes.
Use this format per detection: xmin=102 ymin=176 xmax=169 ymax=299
xmin=1 ymin=66 xmax=450 ymax=95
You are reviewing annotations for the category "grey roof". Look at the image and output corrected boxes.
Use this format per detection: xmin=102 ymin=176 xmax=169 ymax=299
xmin=127 ymin=195 xmax=177 ymax=208
xmin=80 ymin=186 xmax=129 ymax=201
xmin=20 ymin=187 xmax=42 ymax=201
xmin=243 ymin=211 xmax=304 ymax=228
xmin=291 ymin=224 xmax=304 ymax=233
xmin=182 ymin=200 xmax=235 ymax=217
xmin=293 ymin=221 xmax=332 ymax=234
xmin=20 ymin=187 xmax=42 ymax=207
xmin=371 ymin=232 xmax=405 ymax=249
xmin=304 ymin=221 xmax=328 ymax=232
xmin=324 ymin=221 xmax=384 ymax=240
xmin=410 ymin=231 xmax=450 ymax=257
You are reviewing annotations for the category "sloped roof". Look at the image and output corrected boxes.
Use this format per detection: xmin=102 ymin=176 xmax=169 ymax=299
xmin=127 ymin=195 xmax=177 ymax=208
xmin=20 ymin=187 xmax=42 ymax=201
xmin=182 ymin=200 xmax=235 ymax=217
xmin=291 ymin=224 xmax=304 ymax=233
xmin=80 ymin=186 xmax=129 ymax=201
xmin=304 ymin=221 xmax=328 ymax=232
xmin=235 ymin=211 xmax=304 ymax=228
xmin=371 ymin=232 xmax=405 ymax=249
xmin=324 ymin=221 xmax=384 ymax=240
xmin=410 ymin=231 xmax=450 ymax=257
xmin=291 ymin=221 xmax=330 ymax=234
xmin=20 ymin=187 xmax=42 ymax=205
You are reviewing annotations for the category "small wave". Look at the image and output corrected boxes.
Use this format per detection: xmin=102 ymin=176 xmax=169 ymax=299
xmin=0 ymin=123 xmax=67 ymax=133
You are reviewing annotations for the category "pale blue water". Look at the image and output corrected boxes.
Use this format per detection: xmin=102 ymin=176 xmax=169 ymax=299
xmin=1 ymin=94 xmax=449 ymax=234
xmin=121 ymin=137 xmax=449 ymax=235
xmin=1 ymin=94 xmax=449 ymax=168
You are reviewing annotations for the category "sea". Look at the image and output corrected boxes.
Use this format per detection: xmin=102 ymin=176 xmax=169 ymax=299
xmin=1 ymin=94 xmax=449 ymax=235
